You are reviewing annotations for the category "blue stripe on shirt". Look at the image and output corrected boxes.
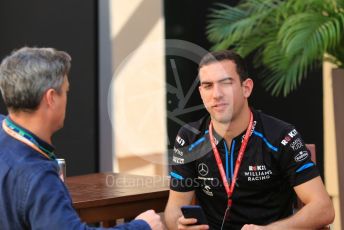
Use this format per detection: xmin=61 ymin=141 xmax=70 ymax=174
xmin=170 ymin=172 xmax=184 ymax=180
xmin=224 ymin=142 xmax=229 ymax=180
xmin=188 ymin=130 xmax=209 ymax=151
xmin=296 ymin=162 xmax=315 ymax=173
xmin=230 ymin=140 xmax=235 ymax=179
xmin=252 ymin=131 xmax=278 ymax=152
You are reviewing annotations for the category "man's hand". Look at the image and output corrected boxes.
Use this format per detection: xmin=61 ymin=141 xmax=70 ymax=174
xmin=241 ymin=224 xmax=267 ymax=230
xmin=135 ymin=209 xmax=163 ymax=230
xmin=177 ymin=216 xmax=209 ymax=230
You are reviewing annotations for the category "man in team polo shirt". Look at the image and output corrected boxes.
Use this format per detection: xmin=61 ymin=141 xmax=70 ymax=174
xmin=164 ymin=50 xmax=334 ymax=230
xmin=0 ymin=47 xmax=162 ymax=230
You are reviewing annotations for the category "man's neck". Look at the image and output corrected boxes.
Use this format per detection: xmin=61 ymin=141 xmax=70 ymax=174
xmin=8 ymin=112 xmax=53 ymax=145
xmin=212 ymin=106 xmax=251 ymax=142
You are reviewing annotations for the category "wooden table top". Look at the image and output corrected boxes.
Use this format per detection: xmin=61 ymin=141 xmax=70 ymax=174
xmin=65 ymin=172 xmax=170 ymax=209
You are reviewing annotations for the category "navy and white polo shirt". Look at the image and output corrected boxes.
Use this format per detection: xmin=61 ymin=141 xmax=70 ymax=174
xmin=170 ymin=109 xmax=319 ymax=230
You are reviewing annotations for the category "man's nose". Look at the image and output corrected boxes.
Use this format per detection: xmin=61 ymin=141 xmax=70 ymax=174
xmin=212 ymin=83 xmax=223 ymax=99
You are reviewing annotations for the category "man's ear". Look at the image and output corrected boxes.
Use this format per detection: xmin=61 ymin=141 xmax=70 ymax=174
xmin=42 ymin=89 xmax=56 ymax=108
xmin=242 ymin=78 xmax=254 ymax=98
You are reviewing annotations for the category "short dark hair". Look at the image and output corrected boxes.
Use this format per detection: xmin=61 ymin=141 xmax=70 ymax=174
xmin=198 ymin=50 xmax=249 ymax=82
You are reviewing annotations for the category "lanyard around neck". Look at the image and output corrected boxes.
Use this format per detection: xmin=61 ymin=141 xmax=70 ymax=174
xmin=208 ymin=111 xmax=253 ymax=208
xmin=2 ymin=118 xmax=56 ymax=160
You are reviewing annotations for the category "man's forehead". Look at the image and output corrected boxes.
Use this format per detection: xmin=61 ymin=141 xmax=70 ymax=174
xmin=199 ymin=60 xmax=236 ymax=77
xmin=199 ymin=69 xmax=236 ymax=83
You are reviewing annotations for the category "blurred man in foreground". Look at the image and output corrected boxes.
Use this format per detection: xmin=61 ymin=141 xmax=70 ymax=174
xmin=0 ymin=47 xmax=162 ymax=230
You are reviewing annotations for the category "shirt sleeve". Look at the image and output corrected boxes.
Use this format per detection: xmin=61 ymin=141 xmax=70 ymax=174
xmin=170 ymin=126 xmax=197 ymax=192
xmin=278 ymin=126 xmax=319 ymax=187
xmin=22 ymin=163 xmax=151 ymax=230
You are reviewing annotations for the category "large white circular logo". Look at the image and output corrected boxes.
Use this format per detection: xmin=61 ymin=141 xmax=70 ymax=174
xmin=108 ymin=39 xmax=231 ymax=166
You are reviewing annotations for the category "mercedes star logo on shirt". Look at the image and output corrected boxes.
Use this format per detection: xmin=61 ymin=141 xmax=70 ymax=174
xmin=198 ymin=163 xmax=209 ymax=176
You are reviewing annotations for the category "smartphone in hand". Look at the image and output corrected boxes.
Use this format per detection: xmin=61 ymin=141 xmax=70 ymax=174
xmin=181 ymin=205 xmax=208 ymax=225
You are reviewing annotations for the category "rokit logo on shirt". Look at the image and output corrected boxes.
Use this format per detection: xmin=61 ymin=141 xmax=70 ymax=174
xmin=249 ymin=165 xmax=266 ymax=171
xmin=281 ymin=129 xmax=298 ymax=146
xmin=244 ymin=164 xmax=272 ymax=181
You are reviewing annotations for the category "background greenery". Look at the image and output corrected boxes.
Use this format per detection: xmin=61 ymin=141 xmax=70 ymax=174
xmin=207 ymin=0 xmax=344 ymax=96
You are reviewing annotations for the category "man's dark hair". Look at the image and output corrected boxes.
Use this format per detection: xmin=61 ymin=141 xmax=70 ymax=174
xmin=198 ymin=50 xmax=249 ymax=82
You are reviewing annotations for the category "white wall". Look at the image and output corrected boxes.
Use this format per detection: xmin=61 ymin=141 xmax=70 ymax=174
xmin=109 ymin=0 xmax=167 ymax=175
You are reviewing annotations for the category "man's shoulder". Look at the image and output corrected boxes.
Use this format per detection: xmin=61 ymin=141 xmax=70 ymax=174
xmin=256 ymin=110 xmax=293 ymax=130
xmin=255 ymin=110 xmax=295 ymax=144
xmin=0 ymin=142 xmax=57 ymax=179
xmin=11 ymin=157 xmax=57 ymax=179
xmin=0 ymin=114 xmax=5 ymax=121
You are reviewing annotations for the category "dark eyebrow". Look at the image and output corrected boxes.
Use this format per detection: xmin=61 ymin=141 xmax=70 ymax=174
xmin=200 ymin=81 xmax=212 ymax=85
xmin=218 ymin=77 xmax=233 ymax=83
xmin=200 ymin=77 xmax=233 ymax=85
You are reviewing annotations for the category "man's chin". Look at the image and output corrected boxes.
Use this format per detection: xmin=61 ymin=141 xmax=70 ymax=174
xmin=212 ymin=116 xmax=232 ymax=125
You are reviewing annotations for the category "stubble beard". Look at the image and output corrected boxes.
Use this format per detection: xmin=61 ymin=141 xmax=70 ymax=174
xmin=210 ymin=107 xmax=234 ymax=128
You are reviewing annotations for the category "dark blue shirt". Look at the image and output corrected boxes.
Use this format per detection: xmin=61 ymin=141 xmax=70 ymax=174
xmin=0 ymin=114 xmax=150 ymax=230
xmin=170 ymin=109 xmax=319 ymax=229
